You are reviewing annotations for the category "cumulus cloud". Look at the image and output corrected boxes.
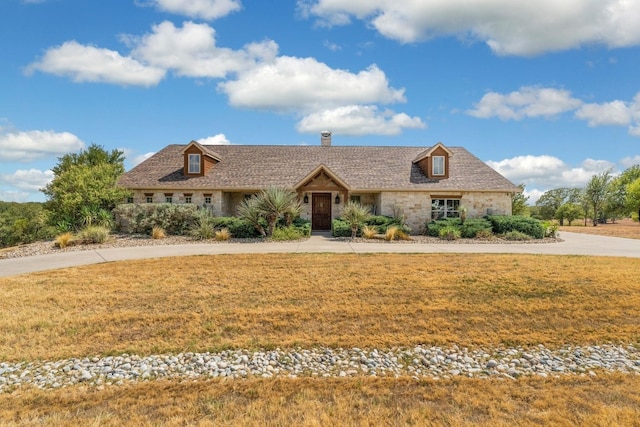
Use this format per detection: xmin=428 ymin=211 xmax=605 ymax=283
xmin=219 ymin=58 xmax=405 ymax=111
xmin=575 ymin=93 xmax=640 ymax=135
xmin=144 ymin=0 xmax=241 ymax=20
xmin=197 ymin=133 xmax=231 ymax=144
xmin=25 ymin=41 xmax=166 ymax=86
xmin=0 ymin=191 xmax=30 ymax=203
xmin=0 ymin=169 xmax=54 ymax=191
xmin=467 ymin=87 xmax=582 ymax=120
xmin=129 ymin=21 xmax=278 ymax=79
xmin=296 ymin=105 xmax=425 ymax=135
xmin=620 ymin=155 xmax=640 ymax=168
xmin=486 ymin=154 xmax=616 ymax=203
xmin=301 ymin=0 xmax=640 ymax=56
xmin=0 ymin=128 xmax=85 ymax=162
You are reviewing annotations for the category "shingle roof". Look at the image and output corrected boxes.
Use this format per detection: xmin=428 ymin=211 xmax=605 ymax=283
xmin=119 ymin=144 xmax=519 ymax=192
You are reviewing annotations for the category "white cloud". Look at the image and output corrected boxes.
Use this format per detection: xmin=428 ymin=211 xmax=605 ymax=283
xmin=301 ymin=0 xmax=640 ymax=56
xmin=145 ymin=0 xmax=241 ymax=20
xmin=130 ymin=21 xmax=278 ymax=79
xmin=296 ymin=105 xmax=425 ymax=135
xmin=0 ymin=129 xmax=85 ymax=162
xmin=574 ymin=93 xmax=640 ymax=135
xmin=0 ymin=169 xmax=53 ymax=191
xmin=26 ymin=41 xmax=166 ymax=87
xmin=486 ymin=155 xmax=616 ymax=202
xmin=0 ymin=191 xmax=30 ymax=203
xmin=219 ymin=57 xmax=405 ymax=111
xmin=620 ymin=155 xmax=640 ymax=168
xmin=197 ymin=133 xmax=231 ymax=144
xmin=133 ymin=152 xmax=156 ymax=166
xmin=467 ymin=87 xmax=582 ymax=120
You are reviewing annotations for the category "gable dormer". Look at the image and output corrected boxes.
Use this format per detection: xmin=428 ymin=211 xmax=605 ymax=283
xmin=181 ymin=141 xmax=222 ymax=177
xmin=413 ymin=142 xmax=453 ymax=179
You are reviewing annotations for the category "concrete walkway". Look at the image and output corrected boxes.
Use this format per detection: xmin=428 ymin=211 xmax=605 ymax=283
xmin=1 ymin=231 xmax=639 ymax=278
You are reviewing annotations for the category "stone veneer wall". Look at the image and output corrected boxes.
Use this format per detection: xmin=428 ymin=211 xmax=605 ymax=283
xmin=132 ymin=190 xmax=224 ymax=216
xmin=379 ymin=191 xmax=513 ymax=234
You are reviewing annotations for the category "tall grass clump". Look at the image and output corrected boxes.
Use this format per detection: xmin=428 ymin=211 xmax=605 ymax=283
xmin=438 ymin=225 xmax=461 ymax=240
xmin=362 ymin=225 xmax=378 ymax=239
xmin=54 ymin=232 xmax=74 ymax=248
xmin=214 ymin=228 xmax=231 ymax=241
xmin=151 ymin=226 xmax=166 ymax=239
xmin=384 ymin=225 xmax=399 ymax=241
xmin=77 ymin=226 xmax=110 ymax=244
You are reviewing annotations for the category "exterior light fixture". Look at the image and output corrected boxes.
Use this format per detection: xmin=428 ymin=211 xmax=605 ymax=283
xmin=335 ymin=194 xmax=340 ymax=204
xmin=303 ymin=194 xmax=309 ymax=204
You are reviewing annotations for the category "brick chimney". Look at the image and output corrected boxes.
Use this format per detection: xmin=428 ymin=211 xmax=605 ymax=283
xmin=320 ymin=131 xmax=331 ymax=146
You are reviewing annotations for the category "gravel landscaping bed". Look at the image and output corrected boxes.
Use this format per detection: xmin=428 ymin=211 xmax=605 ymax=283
xmin=1 ymin=344 xmax=638 ymax=392
xmin=0 ymin=234 xmax=561 ymax=259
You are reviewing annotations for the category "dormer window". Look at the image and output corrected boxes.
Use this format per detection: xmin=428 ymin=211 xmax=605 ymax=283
xmin=188 ymin=154 xmax=201 ymax=174
xmin=432 ymin=156 xmax=445 ymax=176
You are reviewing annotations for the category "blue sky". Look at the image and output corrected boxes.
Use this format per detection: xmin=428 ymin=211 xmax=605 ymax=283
xmin=1 ymin=0 xmax=640 ymax=203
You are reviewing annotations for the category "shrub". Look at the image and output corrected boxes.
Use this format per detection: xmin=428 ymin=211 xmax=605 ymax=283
xmin=543 ymin=221 xmax=559 ymax=238
xmin=439 ymin=225 xmax=461 ymax=240
xmin=460 ymin=218 xmax=492 ymax=239
xmin=332 ymin=219 xmax=352 ymax=237
xmin=213 ymin=217 xmax=261 ymax=239
xmin=54 ymin=232 xmax=74 ymax=248
xmin=474 ymin=229 xmax=494 ymax=239
xmin=503 ymin=230 xmax=532 ymax=241
xmin=113 ymin=204 xmax=200 ymax=235
xmin=77 ymin=226 xmax=110 ymax=244
xmin=151 ymin=226 xmax=166 ymax=239
xmin=362 ymin=225 xmax=378 ymax=239
xmin=340 ymin=201 xmax=371 ymax=238
xmin=486 ymin=215 xmax=545 ymax=239
xmin=426 ymin=218 xmax=461 ymax=237
xmin=271 ymin=226 xmax=303 ymax=241
xmin=214 ymin=228 xmax=231 ymax=241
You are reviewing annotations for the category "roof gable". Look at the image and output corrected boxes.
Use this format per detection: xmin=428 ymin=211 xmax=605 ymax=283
xmin=413 ymin=142 xmax=453 ymax=163
xmin=294 ymin=164 xmax=351 ymax=191
xmin=180 ymin=140 xmax=222 ymax=162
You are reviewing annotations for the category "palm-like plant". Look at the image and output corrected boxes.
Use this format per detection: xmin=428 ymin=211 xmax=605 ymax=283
xmin=341 ymin=201 xmax=371 ymax=238
xmin=237 ymin=196 xmax=266 ymax=237
xmin=255 ymin=187 xmax=302 ymax=237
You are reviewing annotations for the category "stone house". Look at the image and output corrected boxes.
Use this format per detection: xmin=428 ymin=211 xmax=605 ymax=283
xmin=118 ymin=133 xmax=520 ymax=233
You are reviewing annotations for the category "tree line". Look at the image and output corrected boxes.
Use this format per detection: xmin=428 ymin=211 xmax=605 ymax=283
xmin=513 ymin=166 xmax=640 ymax=226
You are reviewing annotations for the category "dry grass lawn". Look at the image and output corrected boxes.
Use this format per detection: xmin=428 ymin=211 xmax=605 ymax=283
xmin=1 ymin=253 xmax=640 ymax=426
xmin=559 ymin=217 xmax=640 ymax=239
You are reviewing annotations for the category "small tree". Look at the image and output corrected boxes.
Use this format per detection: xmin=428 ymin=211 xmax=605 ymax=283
xmin=340 ymin=201 xmax=371 ymax=238
xmin=556 ymin=203 xmax=583 ymax=226
xmin=237 ymin=187 xmax=301 ymax=237
xmin=511 ymin=184 xmax=529 ymax=216
xmin=584 ymin=169 xmax=613 ymax=226
xmin=626 ymin=178 xmax=640 ymax=222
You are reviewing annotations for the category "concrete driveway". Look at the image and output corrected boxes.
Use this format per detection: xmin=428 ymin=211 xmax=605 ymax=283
xmin=0 ymin=231 xmax=639 ymax=278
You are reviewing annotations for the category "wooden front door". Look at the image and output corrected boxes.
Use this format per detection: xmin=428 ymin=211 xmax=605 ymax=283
xmin=312 ymin=193 xmax=332 ymax=230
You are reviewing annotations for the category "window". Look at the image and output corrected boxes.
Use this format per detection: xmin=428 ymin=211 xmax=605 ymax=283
xmin=185 ymin=196 xmax=192 ymax=204
xmin=204 ymin=194 xmax=212 ymax=205
xmin=431 ymin=198 xmax=460 ymax=220
xmin=127 ymin=197 xmax=134 ymax=204
xmin=350 ymin=195 xmax=361 ymax=204
xmin=432 ymin=156 xmax=445 ymax=176
xmin=145 ymin=194 xmax=154 ymax=203
xmin=165 ymin=193 xmax=173 ymax=204
xmin=188 ymin=153 xmax=201 ymax=174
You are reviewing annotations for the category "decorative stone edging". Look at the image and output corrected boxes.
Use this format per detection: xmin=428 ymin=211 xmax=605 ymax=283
xmin=2 ymin=344 xmax=638 ymax=392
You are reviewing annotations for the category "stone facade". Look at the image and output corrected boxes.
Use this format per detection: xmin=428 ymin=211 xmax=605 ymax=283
xmin=128 ymin=189 xmax=512 ymax=235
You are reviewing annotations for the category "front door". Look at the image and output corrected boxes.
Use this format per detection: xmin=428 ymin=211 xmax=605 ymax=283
xmin=312 ymin=193 xmax=332 ymax=230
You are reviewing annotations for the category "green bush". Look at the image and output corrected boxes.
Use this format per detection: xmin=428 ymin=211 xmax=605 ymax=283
xmin=291 ymin=217 xmax=311 ymax=237
xmin=543 ymin=221 xmax=559 ymax=238
xmin=438 ymin=225 xmax=461 ymax=240
xmin=77 ymin=226 xmax=110 ymax=244
xmin=486 ymin=215 xmax=545 ymax=239
xmin=271 ymin=226 xmax=304 ymax=241
xmin=502 ymin=230 xmax=532 ymax=241
xmin=332 ymin=219 xmax=352 ymax=237
xmin=426 ymin=218 xmax=461 ymax=237
xmin=460 ymin=218 xmax=492 ymax=238
xmin=212 ymin=217 xmax=262 ymax=239
xmin=114 ymin=204 xmax=200 ymax=235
